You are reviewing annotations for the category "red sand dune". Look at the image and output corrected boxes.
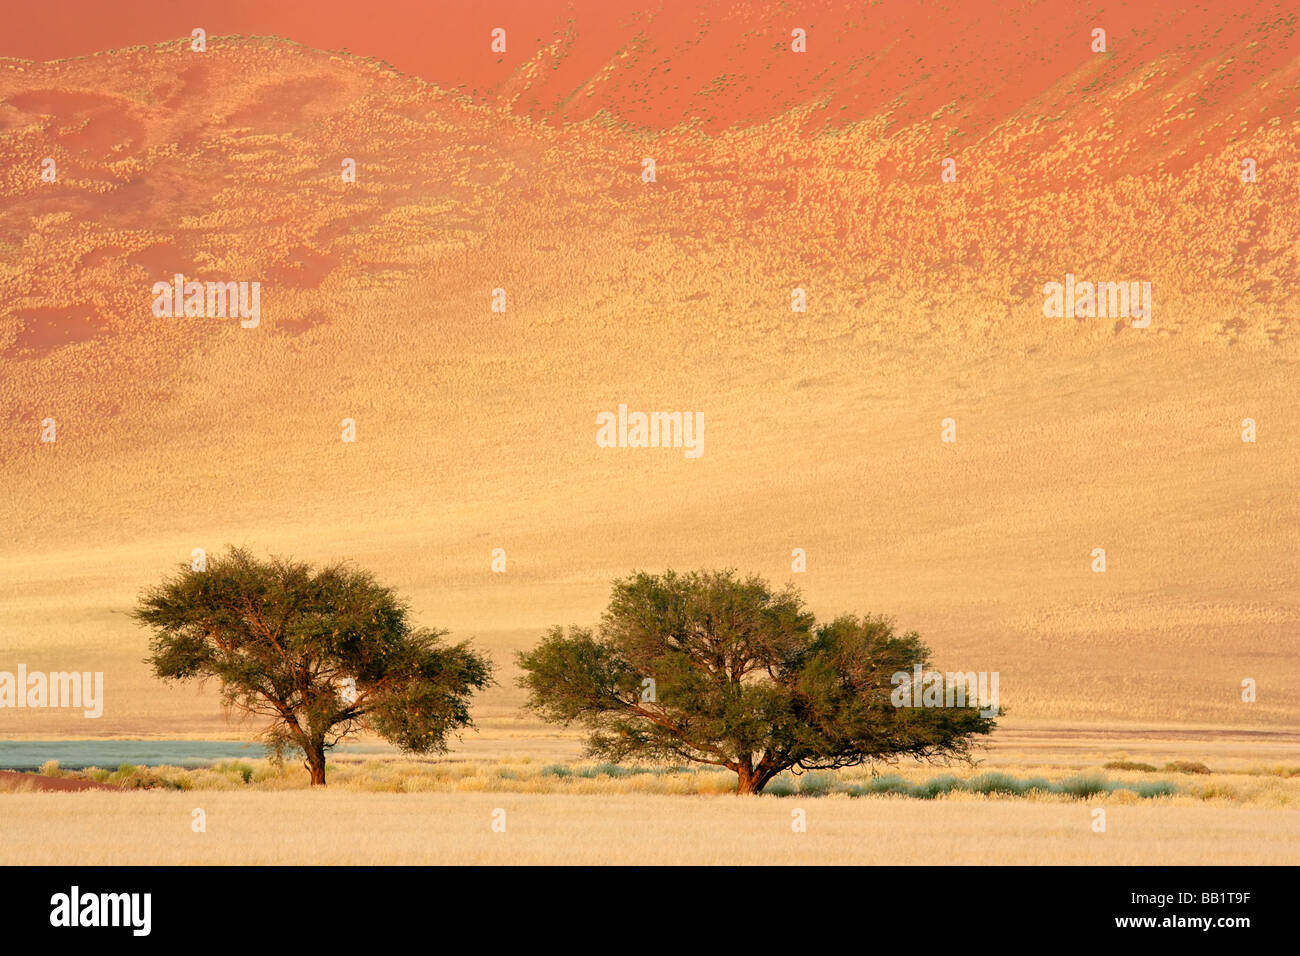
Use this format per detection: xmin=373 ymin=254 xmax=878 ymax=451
xmin=0 ymin=2 xmax=1295 ymax=370
xmin=3 ymin=0 xmax=1298 ymax=142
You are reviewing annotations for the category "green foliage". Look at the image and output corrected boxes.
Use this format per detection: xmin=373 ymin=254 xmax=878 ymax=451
xmin=796 ymin=771 xmax=837 ymax=795
xmin=517 ymin=569 xmax=996 ymax=793
xmin=848 ymin=773 xmax=913 ymax=796
xmin=967 ymin=771 xmax=1030 ymax=795
xmin=905 ymin=775 xmax=953 ymax=799
xmin=575 ymin=763 xmax=641 ymax=779
xmin=763 ymin=777 xmax=797 ymax=796
xmin=134 ymin=547 xmax=494 ymax=785
xmin=1132 ymin=780 xmax=1179 ymax=798
xmin=839 ymin=772 xmax=1173 ymax=801
xmin=1056 ymin=774 xmax=1111 ymax=799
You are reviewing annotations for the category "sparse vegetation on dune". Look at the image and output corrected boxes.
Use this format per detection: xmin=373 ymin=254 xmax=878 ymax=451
xmin=0 ymin=29 xmax=1296 ymax=738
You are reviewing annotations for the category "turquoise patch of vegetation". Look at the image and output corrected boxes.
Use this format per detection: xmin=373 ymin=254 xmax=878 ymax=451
xmin=834 ymin=771 xmax=1177 ymax=801
xmin=570 ymin=763 xmax=700 ymax=779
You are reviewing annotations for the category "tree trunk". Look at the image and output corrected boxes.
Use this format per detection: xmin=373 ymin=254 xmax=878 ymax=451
xmin=735 ymin=759 xmax=779 ymax=795
xmin=736 ymin=762 xmax=764 ymax=795
xmin=306 ymin=738 xmax=327 ymax=786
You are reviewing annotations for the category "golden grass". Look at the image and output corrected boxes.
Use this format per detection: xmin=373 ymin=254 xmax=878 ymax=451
xmin=2 ymin=789 xmax=1297 ymax=865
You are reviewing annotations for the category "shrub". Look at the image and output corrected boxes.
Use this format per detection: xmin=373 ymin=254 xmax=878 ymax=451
xmin=1104 ymin=760 xmax=1157 ymax=772
xmin=1131 ymin=780 xmax=1178 ymax=798
xmin=576 ymin=762 xmax=641 ymax=779
xmin=914 ymin=775 xmax=964 ymax=799
xmin=966 ymin=771 xmax=1028 ymax=796
xmin=214 ymin=761 xmax=256 ymax=784
xmin=796 ymin=772 xmax=837 ymax=795
xmin=108 ymin=764 xmax=147 ymax=789
xmin=1055 ymin=774 xmax=1112 ymax=799
xmin=1163 ymin=760 xmax=1211 ymax=775
xmin=764 ymin=776 xmax=797 ymax=796
xmin=847 ymin=774 xmax=912 ymax=797
xmin=1019 ymin=777 xmax=1053 ymax=794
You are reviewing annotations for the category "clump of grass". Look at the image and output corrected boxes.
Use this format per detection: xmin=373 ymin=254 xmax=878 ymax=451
xmin=914 ymin=775 xmax=965 ymax=799
xmin=1163 ymin=760 xmax=1211 ymax=775
xmin=1253 ymin=765 xmax=1300 ymax=778
xmin=796 ymin=772 xmax=837 ymax=795
xmin=1131 ymin=780 xmax=1178 ymax=798
xmin=38 ymin=759 xmax=63 ymax=778
xmin=1189 ymin=781 xmax=1241 ymax=800
xmin=540 ymin=764 xmax=572 ymax=778
xmin=1020 ymin=777 xmax=1054 ymax=794
xmin=967 ymin=771 xmax=1029 ymax=796
xmin=764 ymin=776 xmax=797 ymax=796
xmin=850 ymin=773 xmax=913 ymax=796
xmin=213 ymin=760 xmax=256 ymax=784
xmin=108 ymin=763 xmax=141 ymax=788
xmin=105 ymin=763 xmax=186 ymax=790
xmin=1055 ymin=774 xmax=1112 ymax=799
xmin=574 ymin=763 xmax=657 ymax=779
xmin=1105 ymin=760 xmax=1158 ymax=772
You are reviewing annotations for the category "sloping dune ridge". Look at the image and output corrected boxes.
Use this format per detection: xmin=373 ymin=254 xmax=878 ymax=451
xmin=0 ymin=1 xmax=1297 ymax=744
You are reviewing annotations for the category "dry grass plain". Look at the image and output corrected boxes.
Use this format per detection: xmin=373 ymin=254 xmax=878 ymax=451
xmin=1 ymin=9 xmax=1298 ymax=864
xmin=3 ymin=790 xmax=1297 ymax=865
xmin=3 ymin=735 xmax=1298 ymax=864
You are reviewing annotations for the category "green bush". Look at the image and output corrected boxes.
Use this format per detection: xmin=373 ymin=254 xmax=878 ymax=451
xmin=966 ymin=771 xmax=1028 ymax=796
xmin=764 ymin=776 xmax=797 ymax=796
xmin=576 ymin=763 xmax=640 ymax=779
xmin=1131 ymin=780 xmax=1178 ymax=798
xmin=1055 ymin=774 xmax=1112 ymax=799
xmin=914 ymin=775 xmax=964 ymax=799
xmin=796 ymin=772 xmax=837 ymax=795
xmin=849 ymin=774 xmax=913 ymax=796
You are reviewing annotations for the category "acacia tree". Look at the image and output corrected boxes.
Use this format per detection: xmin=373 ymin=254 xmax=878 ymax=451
xmin=134 ymin=547 xmax=493 ymax=785
xmin=518 ymin=569 xmax=995 ymax=794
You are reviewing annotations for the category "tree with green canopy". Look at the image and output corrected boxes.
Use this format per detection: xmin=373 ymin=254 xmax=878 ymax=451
xmin=134 ymin=547 xmax=493 ymax=785
xmin=518 ymin=569 xmax=995 ymax=794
